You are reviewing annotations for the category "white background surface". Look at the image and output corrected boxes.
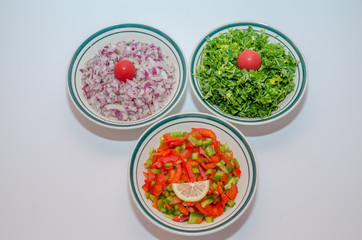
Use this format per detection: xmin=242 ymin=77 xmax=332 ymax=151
xmin=1 ymin=0 xmax=362 ymax=239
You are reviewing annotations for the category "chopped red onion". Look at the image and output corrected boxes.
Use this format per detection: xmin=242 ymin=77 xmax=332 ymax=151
xmin=80 ymin=40 xmax=175 ymax=121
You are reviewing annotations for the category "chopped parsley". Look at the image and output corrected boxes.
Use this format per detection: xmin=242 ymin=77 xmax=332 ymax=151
xmin=195 ymin=26 xmax=298 ymax=118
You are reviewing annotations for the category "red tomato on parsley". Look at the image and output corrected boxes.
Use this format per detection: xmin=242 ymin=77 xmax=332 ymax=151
xmin=237 ymin=49 xmax=261 ymax=71
xmin=114 ymin=60 xmax=136 ymax=81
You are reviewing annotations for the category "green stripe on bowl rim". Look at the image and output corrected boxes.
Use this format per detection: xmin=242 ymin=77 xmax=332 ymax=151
xmin=67 ymin=23 xmax=187 ymax=129
xmin=129 ymin=112 xmax=257 ymax=234
xmin=190 ymin=21 xmax=307 ymax=124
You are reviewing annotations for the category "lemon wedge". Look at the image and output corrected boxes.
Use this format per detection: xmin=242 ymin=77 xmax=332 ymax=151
xmin=172 ymin=180 xmax=209 ymax=202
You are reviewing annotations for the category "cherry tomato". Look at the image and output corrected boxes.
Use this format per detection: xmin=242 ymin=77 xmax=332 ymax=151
xmin=114 ymin=59 xmax=136 ymax=82
xmin=237 ymin=49 xmax=261 ymax=71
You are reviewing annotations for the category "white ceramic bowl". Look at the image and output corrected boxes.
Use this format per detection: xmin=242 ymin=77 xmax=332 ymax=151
xmin=67 ymin=23 xmax=187 ymax=129
xmin=189 ymin=22 xmax=307 ymax=126
xmin=128 ymin=112 xmax=257 ymax=235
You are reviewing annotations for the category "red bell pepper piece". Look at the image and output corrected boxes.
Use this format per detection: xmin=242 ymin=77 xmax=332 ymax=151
xmin=178 ymin=203 xmax=189 ymax=215
xmin=153 ymin=184 xmax=162 ymax=197
xmin=162 ymin=133 xmax=190 ymax=147
xmin=147 ymin=170 xmax=155 ymax=181
xmin=198 ymin=159 xmax=208 ymax=170
xmin=206 ymin=162 xmax=217 ymax=169
xmin=225 ymin=183 xmax=238 ymax=201
xmin=181 ymin=173 xmax=188 ymax=182
xmin=170 ymin=164 xmax=182 ymax=183
xmin=142 ymin=183 xmax=149 ymax=192
xmin=169 ymin=140 xmax=186 ymax=148
xmin=187 ymin=160 xmax=199 ymax=167
xmin=199 ymin=147 xmax=211 ymax=162
xmin=216 ymin=202 xmax=224 ymax=216
xmin=168 ymin=168 xmax=175 ymax=183
xmin=156 ymin=142 xmax=170 ymax=153
xmin=172 ymin=215 xmax=189 ymax=222
xmin=153 ymin=172 xmax=166 ymax=197
xmin=183 ymin=201 xmax=195 ymax=207
xmin=211 ymin=139 xmax=220 ymax=150
xmin=151 ymin=161 xmax=163 ymax=169
xmin=217 ymin=182 xmax=229 ymax=205
xmin=210 ymin=155 xmax=220 ymax=163
xmin=182 ymin=161 xmax=196 ymax=182
xmin=187 ymin=206 xmax=197 ymax=213
xmin=221 ymin=173 xmax=228 ymax=183
xmin=152 ymin=148 xmax=172 ymax=157
xmin=192 ymin=128 xmax=217 ymax=140
xmin=195 ymin=203 xmax=217 ymax=217
xmin=185 ymin=141 xmax=194 ymax=149
xmin=164 ymin=202 xmax=172 ymax=210
xmin=161 ymin=155 xmax=179 ymax=163
xmin=190 ymin=129 xmax=203 ymax=139
xmin=197 ymin=165 xmax=208 ymax=180
xmin=232 ymin=169 xmax=241 ymax=178
xmin=182 ymin=148 xmax=192 ymax=159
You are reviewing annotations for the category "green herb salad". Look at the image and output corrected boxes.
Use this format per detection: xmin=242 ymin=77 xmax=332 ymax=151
xmin=195 ymin=26 xmax=298 ymax=118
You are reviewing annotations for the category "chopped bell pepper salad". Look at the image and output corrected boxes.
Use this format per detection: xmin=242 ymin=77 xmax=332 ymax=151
xmin=142 ymin=128 xmax=241 ymax=224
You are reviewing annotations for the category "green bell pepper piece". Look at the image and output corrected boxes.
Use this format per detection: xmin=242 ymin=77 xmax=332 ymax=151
xmin=188 ymin=212 xmax=204 ymax=224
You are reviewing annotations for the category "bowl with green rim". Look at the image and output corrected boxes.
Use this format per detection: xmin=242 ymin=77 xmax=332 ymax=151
xmin=189 ymin=21 xmax=307 ymax=126
xmin=128 ymin=112 xmax=257 ymax=235
xmin=67 ymin=23 xmax=187 ymax=129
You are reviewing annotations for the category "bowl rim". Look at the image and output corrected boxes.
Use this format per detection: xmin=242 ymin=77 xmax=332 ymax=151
xmin=189 ymin=21 xmax=308 ymax=126
xmin=67 ymin=23 xmax=187 ymax=129
xmin=128 ymin=112 xmax=258 ymax=236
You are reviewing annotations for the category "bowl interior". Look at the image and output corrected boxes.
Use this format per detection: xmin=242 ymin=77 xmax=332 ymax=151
xmin=68 ymin=24 xmax=187 ymax=129
xmin=129 ymin=113 xmax=257 ymax=235
xmin=190 ymin=22 xmax=307 ymax=125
